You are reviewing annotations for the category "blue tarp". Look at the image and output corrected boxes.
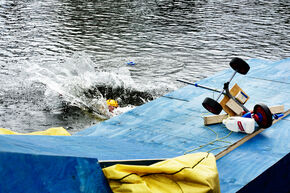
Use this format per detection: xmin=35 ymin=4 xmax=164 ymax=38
xmin=0 ymin=152 xmax=112 ymax=193
xmin=77 ymin=58 xmax=289 ymax=157
xmin=0 ymin=58 xmax=289 ymax=193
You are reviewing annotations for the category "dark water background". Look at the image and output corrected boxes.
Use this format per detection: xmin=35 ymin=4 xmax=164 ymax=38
xmin=0 ymin=0 xmax=289 ymax=133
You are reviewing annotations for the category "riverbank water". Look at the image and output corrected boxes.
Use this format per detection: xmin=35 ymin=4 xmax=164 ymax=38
xmin=0 ymin=0 xmax=289 ymax=133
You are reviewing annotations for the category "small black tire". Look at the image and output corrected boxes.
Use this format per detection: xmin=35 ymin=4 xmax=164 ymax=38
xmin=202 ymin=97 xmax=223 ymax=115
xmin=230 ymin=58 xmax=250 ymax=75
xmin=253 ymin=103 xmax=273 ymax=128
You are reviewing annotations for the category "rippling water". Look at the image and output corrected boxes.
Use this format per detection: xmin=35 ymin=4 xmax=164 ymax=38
xmin=0 ymin=0 xmax=289 ymax=133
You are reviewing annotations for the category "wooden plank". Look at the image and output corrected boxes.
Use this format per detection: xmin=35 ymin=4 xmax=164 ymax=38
xmin=269 ymin=105 xmax=284 ymax=114
xmin=219 ymin=84 xmax=249 ymax=116
xmin=204 ymin=114 xmax=229 ymax=125
xmin=215 ymin=109 xmax=290 ymax=160
xmin=204 ymin=105 xmax=285 ymax=125
xmin=226 ymin=99 xmax=243 ymax=115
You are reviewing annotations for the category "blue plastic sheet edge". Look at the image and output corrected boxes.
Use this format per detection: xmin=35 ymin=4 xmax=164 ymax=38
xmin=0 ymin=151 xmax=112 ymax=193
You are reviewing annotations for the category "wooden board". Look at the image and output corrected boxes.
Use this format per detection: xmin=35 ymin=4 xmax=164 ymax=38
xmin=226 ymin=99 xmax=244 ymax=115
xmin=219 ymin=83 xmax=249 ymax=116
xmin=269 ymin=105 xmax=285 ymax=114
xmin=215 ymin=109 xmax=289 ymax=160
xmin=203 ymin=114 xmax=229 ymax=125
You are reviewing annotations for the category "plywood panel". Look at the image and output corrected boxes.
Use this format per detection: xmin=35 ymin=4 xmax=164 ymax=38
xmin=219 ymin=83 xmax=249 ymax=116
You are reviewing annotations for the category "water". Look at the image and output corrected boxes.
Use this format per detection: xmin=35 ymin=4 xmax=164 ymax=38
xmin=0 ymin=0 xmax=289 ymax=134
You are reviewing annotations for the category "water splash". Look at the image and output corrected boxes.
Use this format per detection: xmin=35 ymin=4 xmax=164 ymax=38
xmin=22 ymin=53 xmax=166 ymax=119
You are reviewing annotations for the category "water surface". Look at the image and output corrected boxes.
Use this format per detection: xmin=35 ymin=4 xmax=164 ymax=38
xmin=0 ymin=0 xmax=289 ymax=133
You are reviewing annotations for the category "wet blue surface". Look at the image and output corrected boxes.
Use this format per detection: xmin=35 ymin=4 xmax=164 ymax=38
xmin=0 ymin=150 xmax=112 ymax=193
xmin=77 ymin=58 xmax=289 ymax=157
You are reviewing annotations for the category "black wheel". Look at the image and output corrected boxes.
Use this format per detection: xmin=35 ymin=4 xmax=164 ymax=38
xmin=253 ymin=103 xmax=273 ymax=128
xmin=229 ymin=58 xmax=250 ymax=75
xmin=202 ymin=97 xmax=223 ymax=115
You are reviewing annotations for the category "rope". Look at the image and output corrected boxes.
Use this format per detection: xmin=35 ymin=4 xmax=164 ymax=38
xmin=184 ymin=113 xmax=232 ymax=155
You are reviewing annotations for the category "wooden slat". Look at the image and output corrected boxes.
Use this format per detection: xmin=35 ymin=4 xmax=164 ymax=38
xmin=219 ymin=84 xmax=249 ymax=116
xmin=215 ymin=109 xmax=290 ymax=160
xmin=204 ymin=114 xmax=229 ymax=125
xmin=269 ymin=105 xmax=284 ymax=114
xmin=226 ymin=99 xmax=243 ymax=115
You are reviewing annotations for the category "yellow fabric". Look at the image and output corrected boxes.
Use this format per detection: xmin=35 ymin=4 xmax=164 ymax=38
xmin=103 ymin=152 xmax=220 ymax=193
xmin=0 ymin=127 xmax=71 ymax=136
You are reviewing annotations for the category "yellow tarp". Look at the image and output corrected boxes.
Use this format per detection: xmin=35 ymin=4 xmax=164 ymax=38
xmin=103 ymin=152 xmax=220 ymax=193
xmin=0 ymin=127 xmax=71 ymax=136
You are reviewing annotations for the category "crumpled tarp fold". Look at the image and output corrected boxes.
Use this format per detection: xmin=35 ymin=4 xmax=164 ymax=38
xmin=103 ymin=152 xmax=220 ymax=193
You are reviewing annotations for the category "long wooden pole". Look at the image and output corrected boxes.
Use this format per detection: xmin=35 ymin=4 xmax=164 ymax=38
xmin=215 ymin=109 xmax=290 ymax=160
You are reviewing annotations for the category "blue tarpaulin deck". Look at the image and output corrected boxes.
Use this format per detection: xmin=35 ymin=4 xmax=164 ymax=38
xmin=0 ymin=58 xmax=289 ymax=193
